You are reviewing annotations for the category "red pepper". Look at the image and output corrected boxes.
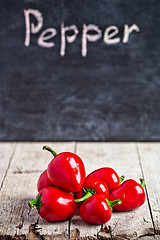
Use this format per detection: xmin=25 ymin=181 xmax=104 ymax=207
xmin=29 ymin=187 xmax=77 ymax=222
xmin=79 ymin=194 xmax=121 ymax=225
xmin=74 ymin=176 xmax=109 ymax=201
xmin=43 ymin=146 xmax=86 ymax=192
xmin=88 ymin=167 xmax=124 ymax=192
xmin=37 ymin=169 xmax=53 ymax=192
xmin=109 ymin=178 xmax=146 ymax=211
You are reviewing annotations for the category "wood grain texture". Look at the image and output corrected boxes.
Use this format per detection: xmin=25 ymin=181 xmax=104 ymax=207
xmin=0 ymin=173 xmax=69 ymax=239
xmin=137 ymin=143 xmax=160 ymax=236
xmin=70 ymin=142 xmax=154 ymax=239
xmin=0 ymin=142 xmax=75 ymax=239
xmin=0 ymin=142 xmax=160 ymax=239
xmin=8 ymin=142 xmax=75 ymax=174
xmin=0 ymin=142 xmax=16 ymax=188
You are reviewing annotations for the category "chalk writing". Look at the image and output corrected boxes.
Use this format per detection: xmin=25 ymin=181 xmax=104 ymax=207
xmin=24 ymin=9 xmax=140 ymax=56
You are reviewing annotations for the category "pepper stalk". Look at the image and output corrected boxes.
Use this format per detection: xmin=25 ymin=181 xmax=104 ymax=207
xmin=43 ymin=146 xmax=58 ymax=157
xmin=28 ymin=195 xmax=42 ymax=213
xmin=140 ymin=178 xmax=145 ymax=188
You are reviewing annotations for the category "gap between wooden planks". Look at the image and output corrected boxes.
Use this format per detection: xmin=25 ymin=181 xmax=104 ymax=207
xmin=0 ymin=142 xmax=159 ymax=240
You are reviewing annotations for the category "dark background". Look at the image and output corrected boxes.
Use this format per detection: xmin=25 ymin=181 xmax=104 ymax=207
xmin=0 ymin=0 xmax=160 ymax=141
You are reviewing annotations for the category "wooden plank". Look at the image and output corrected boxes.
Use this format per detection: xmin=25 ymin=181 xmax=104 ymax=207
xmin=0 ymin=142 xmax=16 ymax=188
xmin=8 ymin=142 xmax=75 ymax=174
xmin=137 ymin=143 xmax=160 ymax=237
xmin=0 ymin=173 xmax=69 ymax=239
xmin=70 ymin=142 xmax=154 ymax=240
xmin=136 ymin=236 xmax=160 ymax=240
xmin=0 ymin=142 xmax=75 ymax=239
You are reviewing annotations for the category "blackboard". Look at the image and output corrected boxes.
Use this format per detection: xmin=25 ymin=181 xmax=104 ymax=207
xmin=0 ymin=0 xmax=160 ymax=141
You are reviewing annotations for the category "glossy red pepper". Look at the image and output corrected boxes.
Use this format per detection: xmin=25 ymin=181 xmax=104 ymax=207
xmin=43 ymin=146 xmax=86 ymax=192
xmin=74 ymin=176 xmax=109 ymax=201
xmin=37 ymin=169 xmax=53 ymax=192
xmin=109 ymin=179 xmax=146 ymax=211
xmin=88 ymin=167 xmax=124 ymax=192
xmin=29 ymin=187 xmax=77 ymax=222
xmin=79 ymin=194 xmax=121 ymax=225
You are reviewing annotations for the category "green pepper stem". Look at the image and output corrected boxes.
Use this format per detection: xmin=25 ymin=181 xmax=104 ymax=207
xmin=105 ymin=199 xmax=122 ymax=211
xmin=28 ymin=195 xmax=42 ymax=213
xmin=43 ymin=146 xmax=58 ymax=157
xmin=119 ymin=175 xmax=125 ymax=183
xmin=74 ymin=192 xmax=92 ymax=203
xmin=140 ymin=178 xmax=145 ymax=188
xmin=29 ymin=200 xmax=37 ymax=209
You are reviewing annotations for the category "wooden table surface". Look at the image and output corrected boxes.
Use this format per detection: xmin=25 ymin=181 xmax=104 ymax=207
xmin=0 ymin=142 xmax=160 ymax=240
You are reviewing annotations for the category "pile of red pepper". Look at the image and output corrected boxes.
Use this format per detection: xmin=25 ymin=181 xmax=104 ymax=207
xmin=29 ymin=146 xmax=146 ymax=224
